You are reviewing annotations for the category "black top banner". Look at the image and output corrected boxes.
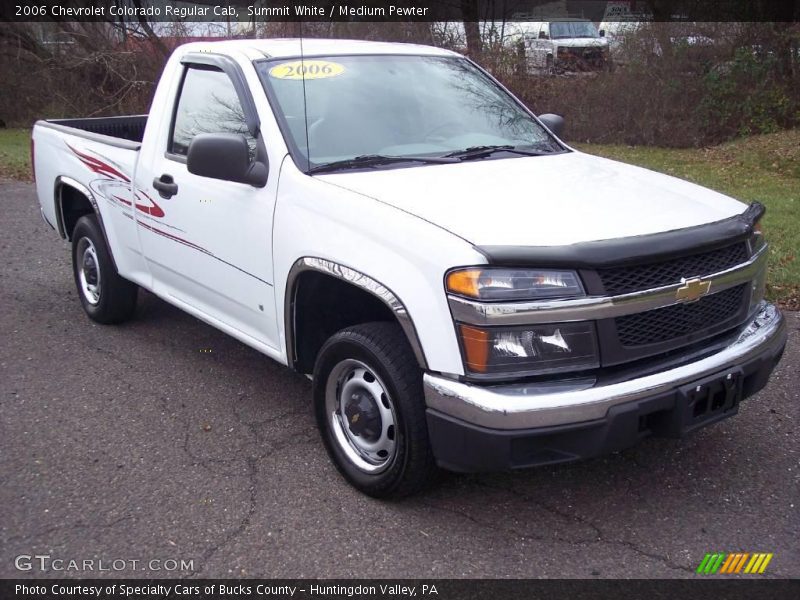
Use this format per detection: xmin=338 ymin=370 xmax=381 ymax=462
xmin=1 ymin=0 xmax=799 ymax=22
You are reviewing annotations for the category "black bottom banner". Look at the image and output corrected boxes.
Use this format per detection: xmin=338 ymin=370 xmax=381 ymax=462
xmin=2 ymin=579 xmax=799 ymax=600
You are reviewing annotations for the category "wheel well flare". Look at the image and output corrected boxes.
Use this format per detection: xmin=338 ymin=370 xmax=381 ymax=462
xmin=286 ymin=258 xmax=427 ymax=373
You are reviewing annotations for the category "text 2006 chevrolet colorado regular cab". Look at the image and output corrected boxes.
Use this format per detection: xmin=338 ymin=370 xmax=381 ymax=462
xmin=33 ymin=40 xmax=786 ymax=497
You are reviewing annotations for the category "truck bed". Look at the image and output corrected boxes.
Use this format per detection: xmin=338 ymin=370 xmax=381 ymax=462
xmin=33 ymin=113 xmax=145 ymax=247
xmin=44 ymin=115 xmax=147 ymax=145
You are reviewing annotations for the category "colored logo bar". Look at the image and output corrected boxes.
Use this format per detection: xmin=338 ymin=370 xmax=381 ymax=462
xmin=696 ymin=553 xmax=773 ymax=574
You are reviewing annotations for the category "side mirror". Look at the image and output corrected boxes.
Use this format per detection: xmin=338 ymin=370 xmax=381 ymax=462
xmin=538 ymin=31 xmax=548 ymax=39
xmin=538 ymin=113 xmax=565 ymax=137
xmin=599 ymin=29 xmax=606 ymax=37
xmin=187 ymin=133 xmax=268 ymax=187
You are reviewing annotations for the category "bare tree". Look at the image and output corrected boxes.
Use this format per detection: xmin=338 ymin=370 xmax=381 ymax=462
xmin=461 ymin=0 xmax=483 ymax=58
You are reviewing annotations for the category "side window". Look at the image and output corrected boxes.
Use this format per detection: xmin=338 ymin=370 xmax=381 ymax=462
xmin=170 ymin=66 xmax=256 ymax=159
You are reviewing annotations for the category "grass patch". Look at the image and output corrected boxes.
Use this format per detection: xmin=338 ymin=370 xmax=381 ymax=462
xmin=0 ymin=128 xmax=32 ymax=181
xmin=577 ymin=130 xmax=800 ymax=308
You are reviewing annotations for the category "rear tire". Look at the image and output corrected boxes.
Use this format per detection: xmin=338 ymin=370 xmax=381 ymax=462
xmin=313 ymin=322 xmax=438 ymax=498
xmin=71 ymin=214 xmax=137 ymax=324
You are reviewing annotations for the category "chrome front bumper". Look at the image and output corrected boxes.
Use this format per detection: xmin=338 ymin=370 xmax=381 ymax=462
xmin=424 ymin=302 xmax=786 ymax=430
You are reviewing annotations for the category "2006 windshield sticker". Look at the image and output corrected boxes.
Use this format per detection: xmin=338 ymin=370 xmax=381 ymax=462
xmin=269 ymin=60 xmax=345 ymax=80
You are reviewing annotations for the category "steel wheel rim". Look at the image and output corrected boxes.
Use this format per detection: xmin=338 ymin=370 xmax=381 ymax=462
xmin=77 ymin=237 xmax=101 ymax=305
xmin=325 ymin=358 xmax=398 ymax=474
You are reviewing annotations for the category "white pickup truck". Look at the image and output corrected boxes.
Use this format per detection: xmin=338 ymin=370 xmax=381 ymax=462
xmin=33 ymin=39 xmax=786 ymax=498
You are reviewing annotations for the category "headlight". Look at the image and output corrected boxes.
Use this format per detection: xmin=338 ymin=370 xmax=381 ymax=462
xmin=749 ymin=222 xmax=766 ymax=255
xmin=749 ymin=266 xmax=767 ymax=313
xmin=458 ymin=322 xmax=600 ymax=377
xmin=748 ymin=222 xmax=767 ymax=312
xmin=749 ymin=221 xmax=767 ymax=311
xmin=446 ymin=268 xmax=585 ymax=301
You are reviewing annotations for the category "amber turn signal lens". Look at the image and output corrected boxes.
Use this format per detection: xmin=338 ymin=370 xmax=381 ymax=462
xmin=446 ymin=269 xmax=482 ymax=298
xmin=447 ymin=268 xmax=585 ymax=301
xmin=458 ymin=324 xmax=490 ymax=373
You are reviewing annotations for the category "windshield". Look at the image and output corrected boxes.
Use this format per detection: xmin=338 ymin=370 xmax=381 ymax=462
xmin=256 ymin=55 xmax=562 ymax=172
xmin=550 ymin=21 xmax=599 ymax=39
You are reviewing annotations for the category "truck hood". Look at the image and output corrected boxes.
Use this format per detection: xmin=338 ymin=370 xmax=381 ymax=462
xmin=316 ymin=151 xmax=746 ymax=247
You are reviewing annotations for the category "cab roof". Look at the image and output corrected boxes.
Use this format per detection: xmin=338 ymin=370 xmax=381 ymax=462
xmin=174 ymin=38 xmax=461 ymax=61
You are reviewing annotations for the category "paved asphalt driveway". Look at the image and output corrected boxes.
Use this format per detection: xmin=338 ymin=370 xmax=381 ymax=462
xmin=1 ymin=180 xmax=798 ymax=579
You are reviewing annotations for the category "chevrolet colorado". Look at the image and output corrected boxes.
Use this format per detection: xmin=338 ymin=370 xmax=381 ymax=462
xmin=33 ymin=39 xmax=786 ymax=497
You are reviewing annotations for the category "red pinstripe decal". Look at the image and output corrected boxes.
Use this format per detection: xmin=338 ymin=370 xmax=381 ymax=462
xmin=67 ymin=144 xmax=130 ymax=182
xmin=112 ymin=195 xmax=165 ymax=218
xmin=135 ymin=220 xmax=209 ymax=253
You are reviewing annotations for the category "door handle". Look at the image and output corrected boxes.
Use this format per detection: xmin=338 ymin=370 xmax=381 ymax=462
xmin=152 ymin=174 xmax=178 ymax=199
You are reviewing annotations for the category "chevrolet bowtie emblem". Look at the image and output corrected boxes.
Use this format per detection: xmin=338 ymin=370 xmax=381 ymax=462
xmin=676 ymin=277 xmax=711 ymax=302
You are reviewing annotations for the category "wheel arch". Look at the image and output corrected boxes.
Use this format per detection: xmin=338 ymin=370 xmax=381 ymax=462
xmin=54 ymin=176 xmax=118 ymax=271
xmin=284 ymin=257 xmax=428 ymax=374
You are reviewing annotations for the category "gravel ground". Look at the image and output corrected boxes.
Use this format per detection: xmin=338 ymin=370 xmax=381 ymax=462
xmin=1 ymin=181 xmax=798 ymax=579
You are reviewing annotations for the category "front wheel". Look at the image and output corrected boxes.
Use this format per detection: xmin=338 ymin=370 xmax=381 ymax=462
xmin=313 ymin=322 xmax=438 ymax=498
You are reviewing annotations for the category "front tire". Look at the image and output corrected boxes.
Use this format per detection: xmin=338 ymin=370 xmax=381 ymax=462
xmin=71 ymin=214 xmax=137 ymax=324
xmin=313 ymin=322 xmax=438 ymax=498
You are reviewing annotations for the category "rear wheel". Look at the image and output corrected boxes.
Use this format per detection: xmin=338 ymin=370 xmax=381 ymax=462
xmin=313 ymin=322 xmax=438 ymax=498
xmin=71 ymin=214 xmax=137 ymax=324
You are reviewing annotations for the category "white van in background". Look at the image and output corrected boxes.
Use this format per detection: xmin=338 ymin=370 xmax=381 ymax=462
xmin=508 ymin=18 xmax=611 ymax=72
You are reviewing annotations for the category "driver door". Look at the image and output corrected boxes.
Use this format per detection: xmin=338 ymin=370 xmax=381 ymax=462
xmin=136 ymin=60 xmax=280 ymax=349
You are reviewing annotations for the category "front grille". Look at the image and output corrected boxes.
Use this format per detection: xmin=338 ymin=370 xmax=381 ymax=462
xmin=615 ymin=284 xmax=747 ymax=347
xmin=597 ymin=243 xmax=749 ymax=296
xmin=561 ymin=47 xmax=601 ymax=56
xmin=559 ymin=47 xmax=604 ymax=67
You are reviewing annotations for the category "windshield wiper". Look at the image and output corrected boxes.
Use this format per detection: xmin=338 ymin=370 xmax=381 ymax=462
xmin=443 ymin=145 xmax=556 ymax=160
xmin=308 ymin=154 xmax=457 ymax=174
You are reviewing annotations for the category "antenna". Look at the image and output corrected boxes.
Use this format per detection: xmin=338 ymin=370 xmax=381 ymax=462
xmin=299 ymin=20 xmax=311 ymax=172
